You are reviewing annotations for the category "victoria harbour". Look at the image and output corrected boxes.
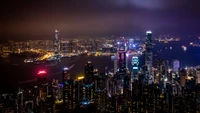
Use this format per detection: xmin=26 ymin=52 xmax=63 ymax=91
xmin=1 ymin=39 xmax=199 ymax=91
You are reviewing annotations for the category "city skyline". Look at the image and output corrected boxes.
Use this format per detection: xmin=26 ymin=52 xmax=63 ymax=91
xmin=1 ymin=29 xmax=200 ymax=112
xmin=1 ymin=0 xmax=200 ymax=42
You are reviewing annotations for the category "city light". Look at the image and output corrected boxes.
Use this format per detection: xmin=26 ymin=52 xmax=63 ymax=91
xmin=77 ymin=76 xmax=84 ymax=80
xmin=146 ymin=31 xmax=152 ymax=34
xmin=133 ymin=67 xmax=138 ymax=69
xmin=38 ymin=70 xmax=47 ymax=75
xmin=105 ymin=73 xmax=108 ymax=76
xmin=164 ymin=78 xmax=168 ymax=82
xmin=63 ymin=67 xmax=69 ymax=71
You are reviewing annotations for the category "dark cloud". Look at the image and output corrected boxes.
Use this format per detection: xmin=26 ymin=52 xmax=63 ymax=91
xmin=1 ymin=0 xmax=200 ymax=41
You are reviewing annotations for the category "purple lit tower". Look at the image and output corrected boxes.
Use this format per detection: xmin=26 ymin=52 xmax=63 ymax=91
xmin=54 ymin=30 xmax=59 ymax=55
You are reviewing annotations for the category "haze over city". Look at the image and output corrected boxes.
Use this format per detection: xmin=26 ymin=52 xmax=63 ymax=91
xmin=1 ymin=0 xmax=200 ymax=42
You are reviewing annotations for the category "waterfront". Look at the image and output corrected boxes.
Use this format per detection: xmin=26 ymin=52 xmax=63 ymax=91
xmin=0 ymin=40 xmax=200 ymax=93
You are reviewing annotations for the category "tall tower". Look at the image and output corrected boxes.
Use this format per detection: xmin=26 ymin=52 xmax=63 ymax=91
xmin=172 ymin=60 xmax=180 ymax=75
xmin=54 ymin=30 xmax=59 ymax=55
xmin=85 ymin=61 xmax=94 ymax=83
xmin=118 ymin=49 xmax=126 ymax=76
xmin=145 ymin=31 xmax=153 ymax=75
xmin=62 ymin=67 xmax=78 ymax=112
xmin=132 ymin=56 xmax=139 ymax=80
xmin=36 ymin=70 xmax=48 ymax=101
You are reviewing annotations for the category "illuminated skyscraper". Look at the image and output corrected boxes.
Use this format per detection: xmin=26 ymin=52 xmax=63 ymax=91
xmin=172 ymin=60 xmax=180 ymax=75
xmin=95 ymin=90 xmax=107 ymax=111
xmin=54 ymin=30 xmax=59 ymax=55
xmin=37 ymin=70 xmax=48 ymax=85
xmin=85 ymin=61 xmax=94 ymax=83
xmin=145 ymin=31 xmax=153 ymax=75
xmin=111 ymin=55 xmax=118 ymax=74
xmin=196 ymin=68 xmax=200 ymax=84
xmin=83 ymin=83 xmax=95 ymax=100
xmin=36 ymin=70 xmax=48 ymax=103
xmin=60 ymin=40 xmax=69 ymax=53
xmin=132 ymin=56 xmax=139 ymax=78
xmin=118 ymin=49 xmax=126 ymax=76
xmin=63 ymin=79 xmax=77 ymax=112
xmin=128 ymin=38 xmax=135 ymax=50
xmin=62 ymin=67 xmax=78 ymax=112
xmin=114 ymin=59 xmax=118 ymax=74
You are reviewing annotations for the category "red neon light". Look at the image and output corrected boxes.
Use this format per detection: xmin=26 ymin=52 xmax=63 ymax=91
xmin=38 ymin=71 xmax=47 ymax=75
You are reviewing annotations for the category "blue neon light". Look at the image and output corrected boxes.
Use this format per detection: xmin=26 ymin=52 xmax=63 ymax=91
xmin=133 ymin=67 xmax=138 ymax=69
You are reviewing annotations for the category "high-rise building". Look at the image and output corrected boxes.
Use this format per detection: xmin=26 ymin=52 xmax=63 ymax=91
xmin=108 ymin=96 xmax=117 ymax=113
xmin=180 ymin=69 xmax=187 ymax=87
xmin=63 ymin=79 xmax=77 ymax=112
xmin=132 ymin=56 xmax=139 ymax=79
xmin=111 ymin=55 xmax=118 ymax=74
xmin=37 ymin=70 xmax=48 ymax=85
xmin=62 ymin=67 xmax=78 ymax=112
xmin=95 ymin=90 xmax=107 ymax=112
xmin=94 ymin=69 xmax=104 ymax=90
xmin=85 ymin=61 xmax=94 ymax=83
xmin=172 ymin=60 xmax=180 ymax=74
xmin=128 ymin=38 xmax=134 ymax=50
xmin=54 ymin=30 xmax=59 ymax=55
xmin=60 ymin=40 xmax=69 ymax=53
xmin=196 ymin=68 xmax=200 ymax=84
xmin=36 ymin=70 xmax=48 ymax=101
xmin=117 ymin=49 xmax=126 ymax=77
xmin=83 ymin=83 xmax=95 ymax=101
xmin=114 ymin=60 xmax=118 ymax=74
xmin=123 ymin=75 xmax=131 ymax=98
xmin=145 ymin=31 xmax=153 ymax=75
xmin=156 ymin=59 xmax=168 ymax=83
xmin=46 ymin=84 xmax=54 ymax=113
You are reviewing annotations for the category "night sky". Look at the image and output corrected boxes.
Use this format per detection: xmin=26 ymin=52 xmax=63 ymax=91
xmin=1 ymin=0 xmax=200 ymax=41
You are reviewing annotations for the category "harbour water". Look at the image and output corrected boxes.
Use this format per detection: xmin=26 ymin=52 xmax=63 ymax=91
xmin=0 ymin=40 xmax=200 ymax=93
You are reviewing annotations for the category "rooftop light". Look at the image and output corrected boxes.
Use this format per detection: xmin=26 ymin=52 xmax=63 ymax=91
xmin=146 ymin=31 xmax=152 ymax=34
xmin=38 ymin=70 xmax=47 ymax=75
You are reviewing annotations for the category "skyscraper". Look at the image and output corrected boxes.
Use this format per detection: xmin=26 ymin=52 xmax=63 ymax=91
xmin=145 ymin=31 xmax=153 ymax=75
xmin=180 ymin=69 xmax=187 ymax=87
xmin=83 ymin=83 xmax=95 ymax=100
xmin=60 ymin=40 xmax=69 ymax=54
xmin=84 ymin=61 xmax=94 ymax=83
xmin=123 ymin=75 xmax=130 ymax=98
xmin=37 ymin=70 xmax=47 ymax=85
xmin=54 ymin=30 xmax=59 ymax=55
xmin=196 ymin=68 xmax=200 ymax=84
xmin=132 ymin=56 xmax=139 ymax=79
xmin=62 ymin=67 xmax=78 ymax=112
xmin=117 ymin=49 xmax=126 ymax=76
xmin=95 ymin=90 xmax=107 ymax=112
xmin=63 ymin=79 xmax=77 ymax=112
xmin=172 ymin=60 xmax=180 ymax=75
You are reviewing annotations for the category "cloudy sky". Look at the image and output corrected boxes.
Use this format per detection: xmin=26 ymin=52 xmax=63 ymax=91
xmin=1 ymin=0 xmax=200 ymax=41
